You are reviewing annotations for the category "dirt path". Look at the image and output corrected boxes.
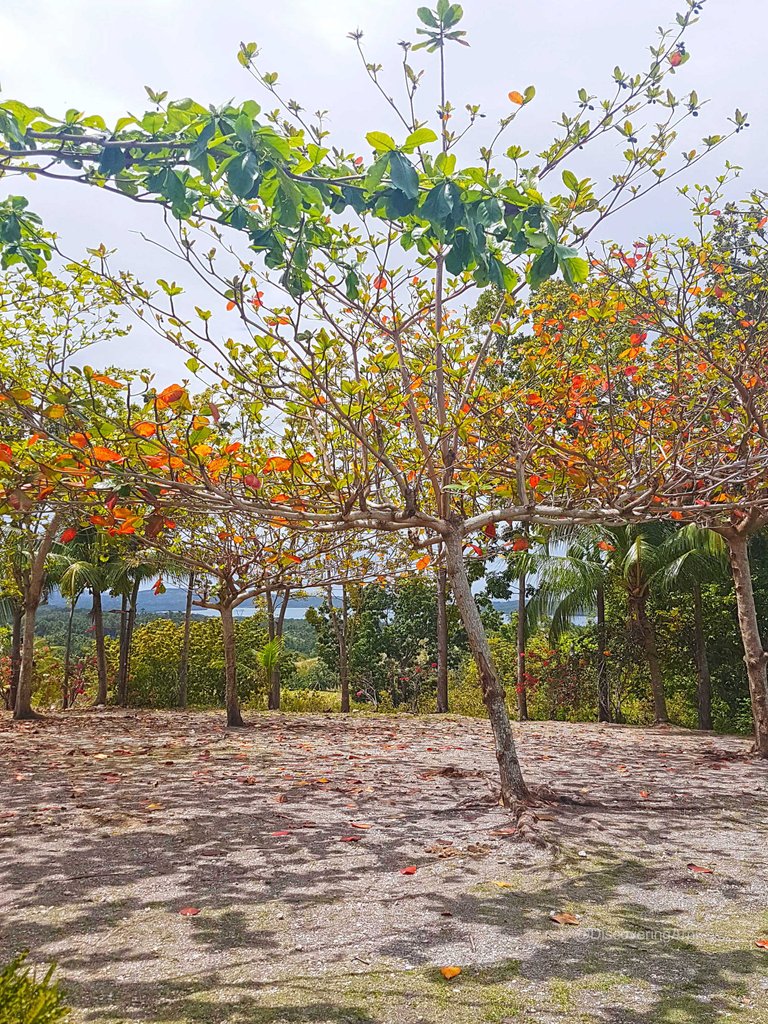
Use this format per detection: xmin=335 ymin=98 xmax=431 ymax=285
xmin=1 ymin=710 xmax=767 ymax=1023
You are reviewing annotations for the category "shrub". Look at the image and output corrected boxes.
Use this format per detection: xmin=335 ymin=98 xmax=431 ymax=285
xmin=0 ymin=954 xmax=70 ymax=1024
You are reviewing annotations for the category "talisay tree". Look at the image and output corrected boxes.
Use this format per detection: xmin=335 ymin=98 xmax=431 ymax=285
xmin=0 ymin=0 xmax=747 ymax=804
xmin=585 ymin=193 xmax=768 ymax=755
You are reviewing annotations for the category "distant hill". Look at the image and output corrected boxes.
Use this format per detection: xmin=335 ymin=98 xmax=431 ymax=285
xmin=46 ymin=586 xmax=519 ymax=617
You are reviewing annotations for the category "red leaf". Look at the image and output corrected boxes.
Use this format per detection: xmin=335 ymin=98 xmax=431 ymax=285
xmin=178 ymin=907 xmax=200 ymax=916
xmin=512 ymin=538 xmax=529 ymax=552
xmin=0 ymin=443 xmax=12 ymax=465
xmin=61 ymin=527 xmax=78 ymax=544
xmin=400 ymin=865 xmax=418 ymax=875
xmin=340 ymin=835 xmax=363 ymax=842
xmin=686 ymin=863 xmax=713 ymax=873
xmin=270 ymin=830 xmax=292 ymax=837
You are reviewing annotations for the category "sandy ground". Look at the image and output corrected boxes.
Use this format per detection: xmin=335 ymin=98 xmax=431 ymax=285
xmin=1 ymin=709 xmax=767 ymax=1024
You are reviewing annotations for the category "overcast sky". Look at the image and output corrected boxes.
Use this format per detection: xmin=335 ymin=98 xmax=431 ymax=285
xmin=1 ymin=0 xmax=765 ymax=379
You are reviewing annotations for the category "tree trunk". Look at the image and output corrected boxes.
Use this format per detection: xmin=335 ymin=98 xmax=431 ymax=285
xmin=444 ymin=527 xmax=530 ymax=806
xmin=634 ymin=595 xmax=668 ymax=723
xmin=14 ymin=514 xmax=61 ymax=720
xmin=220 ymin=603 xmax=244 ymax=727
xmin=692 ymin=582 xmax=713 ymax=731
xmin=92 ymin=588 xmax=108 ymax=705
xmin=178 ymin=572 xmax=194 ymax=709
xmin=117 ymin=577 xmax=140 ymax=706
xmin=436 ymin=564 xmax=450 ymax=713
xmin=638 ymin=598 xmax=667 ymax=724
xmin=596 ymin=582 xmax=610 ymax=723
xmin=7 ymin=602 xmax=22 ymax=711
xmin=117 ymin=591 xmax=129 ymax=706
xmin=725 ymin=532 xmax=768 ymax=756
xmin=516 ymin=570 xmax=529 ymax=721
xmin=62 ymin=597 xmax=77 ymax=709
xmin=328 ymin=584 xmax=350 ymax=712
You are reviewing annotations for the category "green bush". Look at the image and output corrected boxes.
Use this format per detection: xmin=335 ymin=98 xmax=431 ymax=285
xmin=0 ymin=954 xmax=70 ymax=1024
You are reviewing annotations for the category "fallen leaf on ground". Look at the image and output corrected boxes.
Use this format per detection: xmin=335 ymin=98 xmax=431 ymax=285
xmin=340 ymin=835 xmax=363 ymax=842
xmin=270 ymin=830 xmax=292 ymax=837
xmin=146 ymin=803 xmax=162 ymax=811
xmin=755 ymin=938 xmax=768 ymax=950
xmin=349 ymin=822 xmax=372 ymax=829
xmin=492 ymin=881 xmax=514 ymax=888
xmin=440 ymin=966 xmax=462 ymax=979
xmin=178 ymin=907 xmax=200 ymax=916
xmin=639 ymin=790 xmax=650 ymax=798
xmin=400 ymin=865 xmax=418 ymax=875
xmin=550 ymin=911 xmax=580 ymax=926
xmin=686 ymin=863 xmax=714 ymax=873
xmin=241 ymin=777 xmax=257 ymax=785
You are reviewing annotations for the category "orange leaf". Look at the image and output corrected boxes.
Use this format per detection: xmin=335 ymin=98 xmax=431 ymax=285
xmin=132 ymin=421 xmax=157 ymax=438
xmin=157 ymin=384 xmax=185 ymax=405
xmin=686 ymin=863 xmax=713 ymax=873
xmin=528 ymin=474 xmax=541 ymax=488
xmin=508 ymin=91 xmax=524 ymax=105
xmin=264 ymin=456 xmax=293 ymax=473
xmin=297 ymin=452 xmax=315 ymax=465
xmin=416 ymin=555 xmax=431 ymax=571
xmin=440 ymin=966 xmax=462 ymax=980
xmin=373 ymin=274 xmax=388 ymax=290
xmin=0 ymin=443 xmax=11 ymax=465
xmin=755 ymin=938 xmax=768 ymax=950
xmin=92 ymin=374 xmax=124 ymax=389
xmin=69 ymin=433 xmax=89 ymax=449
xmin=92 ymin=446 xmax=124 ymax=463
xmin=178 ymin=907 xmax=200 ymax=916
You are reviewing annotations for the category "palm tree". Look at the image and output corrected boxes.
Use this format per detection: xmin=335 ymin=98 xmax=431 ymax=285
xmin=531 ymin=523 xmax=677 ymax=725
xmin=528 ymin=532 xmax=611 ymax=721
xmin=109 ymin=545 xmax=185 ymax=707
xmin=656 ymin=525 xmax=728 ymax=730
xmin=48 ymin=529 xmax=123 ymax=706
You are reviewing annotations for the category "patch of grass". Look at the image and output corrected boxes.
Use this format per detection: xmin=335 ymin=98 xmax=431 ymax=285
xmin=0 ymin=954 xmax=71 ymax=1024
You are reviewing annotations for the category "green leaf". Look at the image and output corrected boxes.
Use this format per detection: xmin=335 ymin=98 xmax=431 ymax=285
xmin=388 ymin=150 xmax=420 ymax=200
xmin=561 ymin=169 xmax=579 ymax=193
xmin=365 ymin=131 xmax=396 ymax=153
xmin=403 ymin=126 xmax=438 ymax=152
xmin=417 ymin=6 xmax=439 ymax=27
xmin=443 ymin=4 xmax=464 ymax=28
xmin=560 ymin=255 xmax=590 ymax=286
xmin=364 ymin=153 xmax=389 ymax=192
xmin=227 ymin=151 xmax=260 ymax=198
xmin=528 ymin=245 xmax=558 ymax=288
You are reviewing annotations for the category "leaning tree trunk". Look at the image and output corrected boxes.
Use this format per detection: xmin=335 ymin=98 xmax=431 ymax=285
xmin=62 ymin=598 xmax=77 ymax=709
xmin=14 ymin=514 xmax=61 ymax=721
xmin=7 ymin=603 xmax=22 ymax=711
xmin=725 ymin=533 xmax=768 ymax=756
xmin=436 ymin=563 xmax=450 ymax=713
xmin=596 ymin=582 xmax=610 ymax=723
xmin=92 ymin=589 xmax=108 ymax=705
xmin=220 ymin=603 xmax=244 ymax=727
xmin=444 ymin=527 xmax=530 ymax=806
xmin=692 ymin=582 xmax=713 ymax=731
xmin=178 ymin=572 xmax=195 ymax=709
xmin=516 ymin=569 xmax=529 ymax=722
xmin=328 ymin=584 xmax=351 ymax=713
xmin=635 ymin=596 xmax=669 ymax=724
